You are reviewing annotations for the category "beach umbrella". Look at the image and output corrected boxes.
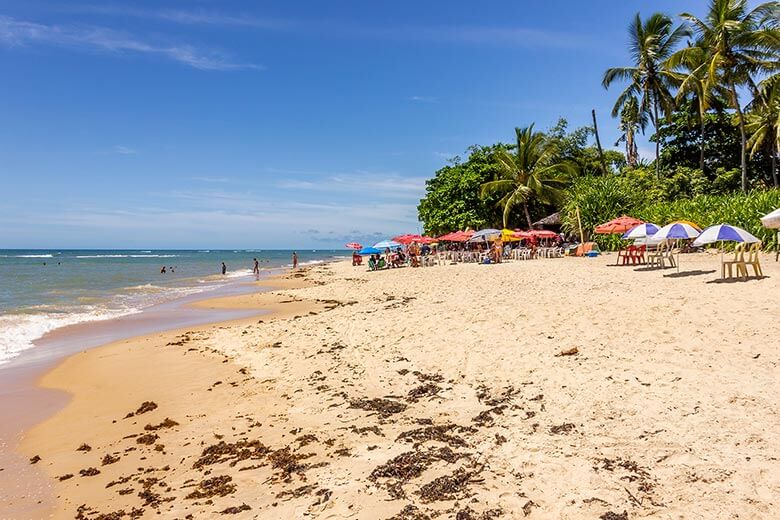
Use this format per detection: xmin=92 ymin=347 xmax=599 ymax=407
xmin=594 ymin=215 xmax=644 ymax=234
xmin=373 ymin=240 xmax=402 ymax=250
xmin=692 ymin=224 xmax=760 ymax=246
xmin=651 ymin=222 xmax=701 ymax=272
xmin=358 ymin=247 xmax=382 ymax=255
xmin=761 ymin=208 xmax=780 ymax=229
xmin=468 ymin=228 xmax=501 ymax=242
xmin=529 ymin=229 xmax=559 ymax=239
xmin=501 ymin=229 xmax=521 ymax=242
xmin=392 ymin=234 xmax=420 ymax=245
xmin=345 ymin=242 xmax=362 ymax=250
xmin=693 ymin=224 xmax=761 ymax=278
xmin=622 ymin=223 xmax=660 ymax=240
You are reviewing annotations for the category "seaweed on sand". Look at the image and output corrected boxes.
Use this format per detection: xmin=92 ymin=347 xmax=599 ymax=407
xmin=193 ymin=439 xmax=270 ymax=469
xmin=407 ymin=383 xmax=441 ymax=402
xmin=417 ymin=468 xmax=476 ymax=503
xmin=220 ymin=504 xmax=252 ymax=514
xmin=101 ymin=454 xmax=120 ymax=466
xmin=370 ymin=447 xmax=463 ymax=482
xmin=600 ymin=512 xmax=628 ymax=520
xmin=268 ymin=447 xmax=316 ymax=481
xmin=124 ymin=401 xmax=157 ymax=419
xmin=349 ymin=398 xmax=407 ymax=417
xmin=144 ymin=418 xmax=179 ymax=431
xmin=396 ymin=424 xmax=475 ymax=448
xmin=549 ymin=423 xmax=576 ymax=435
xmin=385 ymin=504 xmax=431 ymax=520
xmin=185 ymin=475 xmax=236 ymax=499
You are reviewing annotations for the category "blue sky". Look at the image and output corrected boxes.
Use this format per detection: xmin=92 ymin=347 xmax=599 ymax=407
xmin=1 ymin=0 xmax=709 ymax=249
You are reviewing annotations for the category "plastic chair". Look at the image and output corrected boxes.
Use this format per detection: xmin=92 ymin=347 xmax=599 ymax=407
xmin=745 ymin=242 xmax=763 ymax=277
xmin=722 ymin=243 xmax=747 ymax=280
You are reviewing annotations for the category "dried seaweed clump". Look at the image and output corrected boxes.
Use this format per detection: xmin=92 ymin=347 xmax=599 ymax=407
xmin=185 ymin=475 xmax=236 ymax=499
xmin=125 ymin=401 xmax=158 ymax=418
xmin=349 ymin=398 xmax=407 ymax=417
xmin=549 ymin=423 xmax=576 ymax=435
xmin=370 ymin=447 xmax=465 ymax=485
xmin=193 ymin=439 xmax=270 ymax=469
xmin=455 ymin=507 xmax=504 ymax=520
xmin=396 ymin=424 xmax=474 ymax=448
xmin=144 ymin=418 xmax=179 ymax=431
xmin=417 ymin=468 xmax=474 ymax=503
xmin=220 ymin=504 xmax=252 ymax=514
xmin=600 ymin=512 xmax=628 ymax=520
xmin=136 ymin=433 xmax=159 ymax=445
xmin=407 ymin=383 xmax=441 ymax=402
xmin=102 ymin=454 xmax=120 ymax=466
xmin=79 ymin=467 xmax=101 ymax=477
xmin=385 ymin=504 xmax=431 ymax=520
xmin=268 ymin=447 xmax=315 ymax=481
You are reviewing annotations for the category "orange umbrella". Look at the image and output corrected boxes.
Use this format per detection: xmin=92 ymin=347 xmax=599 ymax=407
xmin=594 ymin=215 xmax=644 ymax=234
xmin=529 ymin=229 xmax=559 ymax=239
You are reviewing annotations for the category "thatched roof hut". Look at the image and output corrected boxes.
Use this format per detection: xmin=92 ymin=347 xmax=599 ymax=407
xmin=532 ymin=212 xmax=561 ymax=229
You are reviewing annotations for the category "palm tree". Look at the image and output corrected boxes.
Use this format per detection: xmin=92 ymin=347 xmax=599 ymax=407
xmin=746 ymin=75 xmax=780 ymax=187
xmin=480 ymin=125 xmax=575 ymax=229
xmin=615 ymin=96 xmax=646 ymax=167
xmin=676 ymin=0 xmax=780 ymax=191
xmin=603 ymin=13 xmax=690 ymax=178
xmin=668 ymin=42 xmax=719 ymax=172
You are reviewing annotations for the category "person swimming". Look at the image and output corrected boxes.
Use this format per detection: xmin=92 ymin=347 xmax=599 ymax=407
xmin=221 ymin=262 xmax=227 ymax=275
xmin=160 ymin=266 xmax=167 ymax=274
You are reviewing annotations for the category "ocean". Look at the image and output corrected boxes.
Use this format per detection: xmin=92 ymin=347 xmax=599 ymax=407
xmin=0 ymin=249 xmax=345 ymax=366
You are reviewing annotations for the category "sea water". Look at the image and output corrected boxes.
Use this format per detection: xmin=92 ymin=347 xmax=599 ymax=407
xmin=0 ymin=249 xmax=344 ymax=365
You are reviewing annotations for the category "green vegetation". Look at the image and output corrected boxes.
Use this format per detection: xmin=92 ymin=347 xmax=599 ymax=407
xmin=417 ymin=0 xmax=780 ymax=248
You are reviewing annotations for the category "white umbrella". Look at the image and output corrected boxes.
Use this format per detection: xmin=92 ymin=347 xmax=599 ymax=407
xmin=622 ymin=223 xmax=660 ymax=240
xmin=651 ymin=222 xmax=701 ymax=272
xmin=692 ymin=224 xmax=761 ymax=246
xmin=468 ymin=228 xmax=502 ymax=242
xmin=760 ymin=208 xmax=780 ymax=229
xmin=761 ymin=209 xmax=780 ymax=261
xmin=373 ymin=240 xmax=402 ymax=249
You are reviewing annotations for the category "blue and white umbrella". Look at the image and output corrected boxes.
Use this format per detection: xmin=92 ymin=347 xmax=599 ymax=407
xmin=468 ymin=228 xmax=501 ymax=242
xmin=692 ymin=224 xmax=760 ymax=246
xmin=622 ymin=223 xmax=660 ymax=240
xmin=651 ymin=222 xmax=700 ymax=273
xmin=373 ymin=240 xmax=402 ymax=250
xmin=651 ymin=222 xmax=701 ymax=241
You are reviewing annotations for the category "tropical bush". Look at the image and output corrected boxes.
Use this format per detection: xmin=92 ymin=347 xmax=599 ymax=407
xmin=561 ymin=175 xmax=780 ymax=250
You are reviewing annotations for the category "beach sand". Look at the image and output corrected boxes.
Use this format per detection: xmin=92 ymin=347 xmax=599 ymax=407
xmin=13 ymin=255 xmax=780 ymax=519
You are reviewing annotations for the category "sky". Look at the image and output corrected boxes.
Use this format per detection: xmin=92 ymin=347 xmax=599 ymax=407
xmin=0 ymin=0 xmax=712 ymax=249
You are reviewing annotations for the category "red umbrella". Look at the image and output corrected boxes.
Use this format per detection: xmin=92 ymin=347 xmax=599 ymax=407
xmin=529 ymin=229 xmax=559 ymax=239
xmin=512 ymin=231 xmax=533 ymax=240
xmin=345 ymin=242 xmax=362 ymax=250
xmin=439 ymin=230 xmax=474 ymax=242
xmin=594 ymin=216 xmax=644 ymax=235
xmin=393 ymin=234 xmax=423 ymax=245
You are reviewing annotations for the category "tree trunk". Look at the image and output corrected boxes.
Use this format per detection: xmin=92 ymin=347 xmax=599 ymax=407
xmin=699 ymin=108 xmax=706 ymax=173
xmin=653 ymin=99 xmax=661 ymax=179
xmin=592 ymin=109 xmax=609 ymax=175
xmin=523 ymin=202 xmax=533 ymax=229
xmin=730 ymin=83 xmax=748 ymax=191
xmin=773 ymin=145 xmax=779 ymax=188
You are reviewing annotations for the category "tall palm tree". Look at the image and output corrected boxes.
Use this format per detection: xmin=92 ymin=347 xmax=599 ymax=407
xmin=480 ymin=125 xmax=575 ymax=229
xmin=615 ymin=96 xmax=646 ymax=167
xmin=746 ymin=75 xmax=780 ymax=186
xmin=668 ymin=42 xmax=719 ymax=172
xmin=676 ymin=0 xmax=780 ymax=191
xmin=603 ymin=13 xmax=690 ymax=178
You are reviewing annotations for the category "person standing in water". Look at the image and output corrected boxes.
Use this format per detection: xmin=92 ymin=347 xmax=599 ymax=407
xmin=221 ymin=262 xmax=227 ymax=275
xmin=253 ymin=258 xmax=260 ymax=275
xmin=292 ymin=252 xmax=298 ymax=269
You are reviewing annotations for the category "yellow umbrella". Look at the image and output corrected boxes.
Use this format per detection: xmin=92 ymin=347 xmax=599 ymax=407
xmin=672 ymin=219 xmax=701 ymax=231
xmin=501 ymin=229 xmax=521 ymax=242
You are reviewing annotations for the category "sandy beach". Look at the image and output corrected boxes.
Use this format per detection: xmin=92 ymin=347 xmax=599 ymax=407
xmin=11 ymin=256 xmax=780 ymax=519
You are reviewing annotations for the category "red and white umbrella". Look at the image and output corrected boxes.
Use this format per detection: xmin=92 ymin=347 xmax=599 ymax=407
xmin=345 ymin=242 xmax=362 ymax=250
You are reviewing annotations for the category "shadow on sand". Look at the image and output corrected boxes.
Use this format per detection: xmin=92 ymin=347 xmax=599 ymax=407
xmin=662 ymin=270 xmax=717 ymax=278
xmin=705 ymin=275 xmax=769 ymax=284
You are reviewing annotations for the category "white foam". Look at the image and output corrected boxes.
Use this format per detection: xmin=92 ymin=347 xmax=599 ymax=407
xmin=0 ymin=306 xmax=139 ymax=365
xmin=74 ymin=254 xmax=179 ymax=258
xmin=16 ymin=254 xmax=54 ymax=258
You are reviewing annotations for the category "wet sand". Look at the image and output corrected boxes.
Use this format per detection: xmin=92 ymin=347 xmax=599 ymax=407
xmin=9 ymin=256 xmax=780 ymax=519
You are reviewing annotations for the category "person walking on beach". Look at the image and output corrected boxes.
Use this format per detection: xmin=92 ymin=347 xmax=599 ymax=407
xmin=292 ymin=252 xmax=298 ymax=269
xmin=221 ymin=262 xmax=227 ymax=275
xmin=253 ymin=258 xmax=260 ymax=275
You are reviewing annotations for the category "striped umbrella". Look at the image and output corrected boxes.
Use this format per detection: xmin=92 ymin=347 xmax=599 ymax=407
xmin=373 ymin=240 xmax=402 ymax=249
xmin=651 ymin=222 xmax=701 ymax=273
xmin=345 ymin=242 xmax=362 ymax=250
xmin=651 ymin=222 xmax=701 ymax=240
xmin=622 ymin=223 xmax=659 ymax=240
xmin=692 ymin=224 xmax=760 ymax=246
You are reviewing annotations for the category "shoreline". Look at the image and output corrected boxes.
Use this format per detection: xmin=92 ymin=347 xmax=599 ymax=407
xmin=5 ymin=255 xmax=780 ymax=519
xmin=0 ymin=268 xmax=318 ymax=519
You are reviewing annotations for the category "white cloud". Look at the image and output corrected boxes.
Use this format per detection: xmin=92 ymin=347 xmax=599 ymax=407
xmin=112 ymin=145 xmax=137 ymax=155
xmin=0 ymin=15 xmax=262 ymax=71
xmin=274 ymin=172 xmax=426 ymax=199
xmin=409 ymin=96 xmax=437 ymax=103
